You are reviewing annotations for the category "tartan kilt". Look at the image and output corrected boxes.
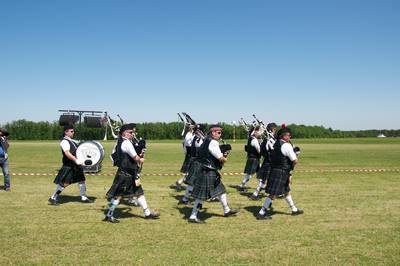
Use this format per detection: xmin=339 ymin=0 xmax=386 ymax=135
xmin=243 ymin=157 xmax=260 ymax=175
xmin=180 ymin=153 xmax=192 ymax=173
xmin=106 ymin=169 xmax=144 ymax=200
xmin=256 ymin=159 xmax=272 ymax=182
xmin=192 ymin=168 xmax=226 ymax=201
xmin=184 ymin=160 xmax=201 ymax=186
xmin=266 ymin=168 xmax=291 ymax=196
xmin=53 ymin=165 xmax=85 ymax=185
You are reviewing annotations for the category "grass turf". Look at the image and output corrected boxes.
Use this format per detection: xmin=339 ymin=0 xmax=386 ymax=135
xmin=0 ymin=139 xmax=399 ymax=265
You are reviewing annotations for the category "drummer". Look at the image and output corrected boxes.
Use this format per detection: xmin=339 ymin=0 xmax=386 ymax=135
xmin=48 ymin=124 xmax=93 ymax=205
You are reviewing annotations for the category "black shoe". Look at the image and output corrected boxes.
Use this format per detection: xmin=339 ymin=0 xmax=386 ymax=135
xmin=256 ymin=213 xmax=272 ymax=220
xmin=224 ymin=208 xmax=239 ymax=217
xmin=236 ymin=186 xmax=247 ymax=192
xmin=81 ymin=197 xmax=93 ymax=203
xmin=179 ymin=198 xmax=190 ymax=205
xmin=291 ymin=209 xmax=304 ymax=216
xmin=188 ymin=217 xmax=204 ymax=224
xmin=145 ymin=212 xmax=160 ymax=219
xmin=174 ymin=181 xmax=183 ymax=190
xmin=103 ymin=216 xmax=120 ymax=223
xmin=250 ymin=194 xmax=261 ymax=201
xmin=48 ymin=197 xmax=59 ymax=206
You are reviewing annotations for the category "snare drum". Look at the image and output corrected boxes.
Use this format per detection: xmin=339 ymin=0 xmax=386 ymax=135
xmin=76 ymin=141 xmax=105 ymax=167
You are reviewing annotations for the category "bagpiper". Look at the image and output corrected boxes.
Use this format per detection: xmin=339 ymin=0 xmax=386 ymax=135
xmin=237 ymin=125 xmax=263 ymax=191
xmin=104 ymin=123 xmax=159 ymax=223
xmin=180 ymin=124 xmax=205 ymax=204
xmin=175 ymin=125 xmax=194 ymax=190
xmin=250 ymin=122 xmax=277 ymax=200
xmin=256 ymin=125 xmax=303 ymax=219
xmin=189 ymin=124 xmax=239 ymax=223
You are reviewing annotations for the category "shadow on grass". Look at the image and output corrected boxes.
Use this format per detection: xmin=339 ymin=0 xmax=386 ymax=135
xmin=244 ymin=205 xmax=261 ymax=217
xmin=228 ymin=184 xmax=252 ymax=193
xmin=57 ymin=195 xmax=97 ymax=204
xmin=175 ymin=205 xmax=225 ymax=222
xmin=172 ymin=194 xmax=186 ymax=203
xmin=168 ymin=184 xmax=186 ymax=192
xmin=171 ymin=193 xmax=220 ymax=205
xmin=244 ymin=205 xmax=291 ymax=217
xmin=227 ymin=185 xmax=267 ymax=200
xmin=100 ymin=206 xmax=144 ymax=219
xmin=175 ymin=206 xmax=217 ymax=222
xmin=170 ymin=191 xmax=229 ymax=222
xmin=228 ymin=184 xmax=242 ymax=190
xmin=119 ymin=198 xmax=141 ymax=207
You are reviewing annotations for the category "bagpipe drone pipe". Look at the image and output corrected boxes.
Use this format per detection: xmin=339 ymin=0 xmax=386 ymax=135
xmin=179 ymin=112 xmax=206 ymax=139
xmin=103 ymin=113 xmax=124 ymax=139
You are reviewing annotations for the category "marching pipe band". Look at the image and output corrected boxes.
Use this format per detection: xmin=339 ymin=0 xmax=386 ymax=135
xmin=2 ymin=112 xmax=303 ymax=224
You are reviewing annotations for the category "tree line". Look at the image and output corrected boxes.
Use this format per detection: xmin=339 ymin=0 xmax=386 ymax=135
xmin=1 ymin=119 xmax=399 ymax=140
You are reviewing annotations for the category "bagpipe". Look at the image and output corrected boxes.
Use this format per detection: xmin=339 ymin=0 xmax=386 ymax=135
xmin=178 ymin=112 xmax=206 ymax=139
xmin=252 ymin=114 xmax=268 ymax=137
xmin=102 ymin=113 xmax=124 ymax=139
xmin=102 ymin=113 xmax=146 ymax=155
xmin=132 ymin=133 xmax=146 ymax=176
xmin=177 ymin=113 xmax=186 ymax=136
xmin=219 ymin=142 xmax=232 ymax=157
xmin=132 ymin=134 xmax=146 ymax=157
xmin=239 ymin=117 xmax=251 ymax=132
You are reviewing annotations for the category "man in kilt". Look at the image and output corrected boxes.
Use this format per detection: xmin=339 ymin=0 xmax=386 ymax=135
xmin=189 ymin=125 xmax=239 ymax=224
xmin=104 ymin=123 xmax=159 ymax=223
xmin=48 ymin=124 xmax=93 ymax=205
xmin=237 ymin=126 xmax=262 ymax=192
xmin=174 ymin=126 xmax=194 ymax=190
xmin=180 ymin=124 xmax=205 ymax=204
xmin=250 ymin=123 xmax=277 ymax=200
xmin=256 ymin=126 xmax=303 ymax=220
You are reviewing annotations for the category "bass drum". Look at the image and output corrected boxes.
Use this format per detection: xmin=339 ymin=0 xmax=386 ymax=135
xmin=76 ymin=141 xmax=105 ymax=168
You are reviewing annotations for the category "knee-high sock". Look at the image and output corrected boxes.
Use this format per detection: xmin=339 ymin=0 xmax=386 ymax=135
xmin=190 ymin=199 xmax=203 ymax=219
xmin=107 ymin=199 xmax=120 ymax=217
xmin=285 ymin=195 xmax=298 ymax=212
xmin=259 ymin=197 xmax=273 ymax=215
xmin=137 ymin=195 xmax=151 ymax=216
xmin=240 ymin=174 xmax=252 ymax=187
xmin=183 ymin=185 xmax=193 ymax=199
xmin=253 ymin=181 xmax=266 ymax=196
xmin=218 ymin=193 xmax=230 ymax=214
xmin=177 ymin=177 xmax=185 ymax=185
xmin=51 ymin=184 xmax=64 ymax=200
xmin=79 ymin=183 xmax=87 ymax=199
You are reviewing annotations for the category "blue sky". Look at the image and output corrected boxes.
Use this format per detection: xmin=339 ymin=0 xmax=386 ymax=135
xmin=1 ymin=0 xmax=399 ymax=130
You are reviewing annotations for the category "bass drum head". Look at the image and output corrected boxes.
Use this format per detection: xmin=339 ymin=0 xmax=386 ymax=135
xmin=76 ymin=141 xmax=105 ymax=167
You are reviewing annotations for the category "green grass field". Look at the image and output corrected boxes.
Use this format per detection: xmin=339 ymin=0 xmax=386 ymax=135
xmin=1 ymin=138 xmax=399 ymax=265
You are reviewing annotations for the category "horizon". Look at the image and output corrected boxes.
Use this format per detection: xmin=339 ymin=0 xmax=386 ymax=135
xmin=0 ymin=117 xmax=399 ymax=132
